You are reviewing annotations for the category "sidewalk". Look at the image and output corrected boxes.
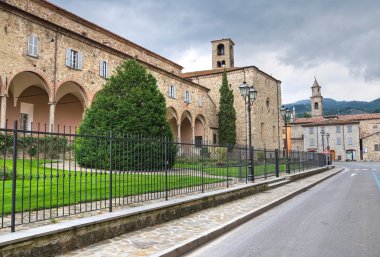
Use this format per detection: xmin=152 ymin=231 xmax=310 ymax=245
xmin=59 ymin=167 xmax=343 ymax=257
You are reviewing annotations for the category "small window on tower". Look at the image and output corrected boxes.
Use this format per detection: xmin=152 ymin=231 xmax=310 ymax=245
xmin=221 ymin=60 xmax=225 ymax=67
xmin=217 ymin=44 xmax=225 ymax=55
xmin=217 ymin=61 xmax=222 ymax=68
xmin=314 ymin=102 xmax=319 ymax=110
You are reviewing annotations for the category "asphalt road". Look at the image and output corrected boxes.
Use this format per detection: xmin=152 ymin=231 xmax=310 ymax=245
xmin=186 ymin=162 xmax=380 ymax=257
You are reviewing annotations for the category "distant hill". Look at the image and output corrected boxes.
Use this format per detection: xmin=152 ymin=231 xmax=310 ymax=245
xmin=285 ymin=98 xmax=380 ymax=117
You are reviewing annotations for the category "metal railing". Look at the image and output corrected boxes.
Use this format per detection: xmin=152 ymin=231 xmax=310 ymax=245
xmin=0 ymin=122 xmax=326 ymax=231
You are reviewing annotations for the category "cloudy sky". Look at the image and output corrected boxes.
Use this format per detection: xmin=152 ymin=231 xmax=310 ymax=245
xmin=50 ymin=0 xmax=380 ymax=104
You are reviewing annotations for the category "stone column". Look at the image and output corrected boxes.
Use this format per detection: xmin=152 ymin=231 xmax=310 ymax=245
xmin=49 ymin=102 xmax=56 ymax=132
xmin=177 ymin=124 xmax=181 ymax=143
xmin=192 ymin=126 xmax=195 ymax=143
xmin=0 ymin=95 xmax=7 ymax=129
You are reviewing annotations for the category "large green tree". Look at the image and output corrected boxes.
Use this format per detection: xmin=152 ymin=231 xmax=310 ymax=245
xmin=217 ymin=70 xmax=236 ymax=147
xmin=76 ymin=59 xmax=176 ymax=170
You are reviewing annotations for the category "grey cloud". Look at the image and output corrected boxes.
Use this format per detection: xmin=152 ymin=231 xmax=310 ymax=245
xmin=51 ymin=0 xmax=380 ymax=82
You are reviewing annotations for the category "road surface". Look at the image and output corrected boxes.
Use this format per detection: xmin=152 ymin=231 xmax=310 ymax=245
xmin=186 ymin=162 xmax=380 ymax=257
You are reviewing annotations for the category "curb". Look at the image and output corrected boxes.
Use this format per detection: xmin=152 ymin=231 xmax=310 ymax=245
xmin=153 ymin=167 xmax=345 ymax=257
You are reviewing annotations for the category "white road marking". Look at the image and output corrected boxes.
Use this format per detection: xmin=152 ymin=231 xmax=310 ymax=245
xmin=351 ymin=173 xmax=356 ymax=177
xmin=354 ymin=169 xmax=359 ymax=171
xmin=362 ymin=169 xmax=368 ymax=171
xmin=372 ymin=169 xmax=376 ymax=171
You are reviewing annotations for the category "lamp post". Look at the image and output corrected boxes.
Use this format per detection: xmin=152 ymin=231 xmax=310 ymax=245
xmin=280 ymin=106 xmax=291 ymax=173
xmin=326 ymin=132 xmax=330 ymax=165
xmin=239 ymin=81 xmax=257 ymax=181
xmin=320 ymin=129 xmax=326 ymax=166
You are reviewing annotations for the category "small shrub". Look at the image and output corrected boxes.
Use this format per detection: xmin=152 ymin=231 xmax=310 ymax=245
xmin=215 ymin=147 xmax=227 ymax=166
xmin=200 ymin=147 xmax=211 ymax=158
xmin=1 ymin=166 xmax=14 ymax=180
xmin=256 ymin=152 xmax=265 ymax=162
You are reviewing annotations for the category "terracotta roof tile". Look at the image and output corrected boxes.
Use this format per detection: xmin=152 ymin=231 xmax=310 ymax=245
xmin=292 ymin=113 xmax=380 ymax=125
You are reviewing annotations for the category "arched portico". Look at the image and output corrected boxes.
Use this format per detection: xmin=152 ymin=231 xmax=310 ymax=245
xmin=194 ymin=114 xmax=206 ymax=145
xmin=166 ymin=107 xmax=179 ymax=142
xmin=180 ymin=111 xmax=193 ymax=144
xmin=3 ymin=71 xmax=51 ymax=130
xmin=54 ymin=81 xmax=87 ymax=131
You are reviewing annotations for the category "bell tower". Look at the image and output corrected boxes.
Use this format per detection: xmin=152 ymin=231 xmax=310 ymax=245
xmin=310 ymin=78 xmax=323 ymax=117
xmin=211 ymin=38 xmax=235 ymax=69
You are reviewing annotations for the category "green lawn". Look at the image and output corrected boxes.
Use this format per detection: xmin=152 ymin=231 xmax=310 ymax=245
xmin=0 ymin=160 xmax=224 ymax=214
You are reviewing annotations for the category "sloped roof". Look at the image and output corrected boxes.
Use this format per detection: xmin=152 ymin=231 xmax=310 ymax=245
xmin=292 ymin=113 xmax=380 ymax=125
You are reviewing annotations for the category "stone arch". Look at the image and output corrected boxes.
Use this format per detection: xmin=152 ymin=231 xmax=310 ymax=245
xmin=54 ymin=81 xmax=88 ymax=130
xmin=194 ymin=114 xmax=206 ymax=145
xmin=5 ymin=71 xmax=51 ymax=129
xmin=180 ymin=110 xmax=193 ymax=143
xmin=166 ymin=107 xmax=179 ymax=141
xmin=55 ymin=81 xmax=88 ymax=108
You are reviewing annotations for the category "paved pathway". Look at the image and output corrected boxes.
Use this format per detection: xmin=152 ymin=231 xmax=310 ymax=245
xmin=59 ymin=168 xmax=342 ymax=257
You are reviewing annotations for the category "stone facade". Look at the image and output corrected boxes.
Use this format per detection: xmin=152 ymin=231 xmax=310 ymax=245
xmin=302 ymin=121 xmax=360 ymax=161
xmin=290 ymin=79 xmax=380 ymax=161
xmin=0 ymin=0 xmax=282 ymax=148
xmin=183 ymin=66 xmax=282 ymax=149
xmin=362 ymin=132 xmax=380 ymax=161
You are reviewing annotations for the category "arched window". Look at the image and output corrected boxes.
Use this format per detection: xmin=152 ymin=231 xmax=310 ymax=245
xmin=217 ymin=44 xmax=225 ymax=55
xmin=266 ymin=97 xmax=270 ymax=108
xmin=217 ymin=61 xmax=222 ymax=67
xmin=314 ymin=102 xmax=319 ymax=110
xmin=221 ymin=60 xmax=225 ymax=67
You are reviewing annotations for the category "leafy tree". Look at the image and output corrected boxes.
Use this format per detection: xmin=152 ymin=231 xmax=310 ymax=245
xmin=76 ymin=59 xmax=176 ymax=170
xmin=217 ymin=70 xmax=236 ymax=147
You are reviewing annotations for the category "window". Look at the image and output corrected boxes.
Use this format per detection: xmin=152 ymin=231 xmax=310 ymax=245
xmin=221 ymin=60 xmax=225 ymax=67
xmin=167 ymin=85 xmax=176 ymax=99
xmin=337 ymin=137 xmax=341 ymax=145
xmin=21 ymin=113 xmax=28 ymax=131
xmin=314 ymin=102 xmax=319 ymax=110
xmin=336 ymin=126 xmax=341 ymax=133
xmin=198 ymin=96 xmax=203 ymax=107
xmin=99 ymin=60 xmax=109 ymax=78
xmin=309 ymin=127 xmax=314 ymax=134
xmin=213 ymin=134 xmax=217 ymax=145
xmin=261 ymin=123 xmax=264 ymax=141
xmin=66 ymin=48 xmax=83 ymax=70
xmin=375 ymin=144 xmax=380 ymax=151
xmin=195 ymin=136 xmax=202 ymax=147
xmin=184 ymin=90 xmax=191 ymax=103
xmin=217 ymin=61 xmax=222 ymax=67
xmin=310 ymin=138 xmax=315 ymax=146
xmin=266 ymin=98 xmax=270 ymax=108
xmin=348 ymin=137 xmax=353 ymax=145
xmin=217 ymin=44 xmax=225 ymax=55
xmin=27 ymin=35 xmax=39 ymax=57
xmin=347 ymin=125 xmax=352 ymax=133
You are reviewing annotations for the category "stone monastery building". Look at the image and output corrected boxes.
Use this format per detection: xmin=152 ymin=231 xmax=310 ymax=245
xmin=0 ymin=0 xmax=282 ymax=149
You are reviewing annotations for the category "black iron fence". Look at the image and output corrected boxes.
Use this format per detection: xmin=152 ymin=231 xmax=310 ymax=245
xmin=0 ymin=122 xmax=326 ymax=232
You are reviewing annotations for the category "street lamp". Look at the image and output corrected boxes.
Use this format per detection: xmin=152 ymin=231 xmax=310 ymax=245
xmin=280 ymin=105 xmax=291 ymax=173
xmin=326 ymin=132 xmax=330 ymax=165
xmin=240 ymin=81 xmax=257 ymax=181
xmin=320 ymin=129 xmax=326 ymax=165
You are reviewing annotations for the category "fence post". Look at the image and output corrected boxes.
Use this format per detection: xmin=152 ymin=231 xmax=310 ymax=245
xmin=11 ymin=120 xmax=18 ymax=232
xmin=165 ymin=138 xmax=169 ymax=200
xmin=226 ymin=144 xmax=229 ymax=188
xmin=109 ymin=130 xmax=113 ymax=212
xmin=298 ymin=150 xmax=301 ymax=172
xmin=264 ymin=148 xmax=267 ymax=179
xmin=275 ymin=149 xmax=279 ymax=177
xmin=201 ymin=143 xmax=205 ymax=193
